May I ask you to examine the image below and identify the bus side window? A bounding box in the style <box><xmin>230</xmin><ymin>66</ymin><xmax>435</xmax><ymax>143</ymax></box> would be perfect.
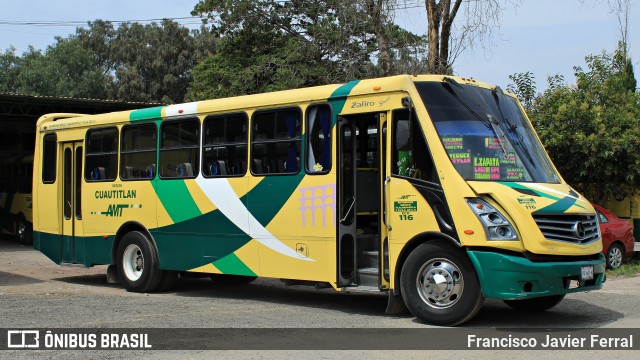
<box><xmin>251</xmin><ymin>108</ymin><xmax>301</xmax><ymax>175</ymax></box>
<box><xmin>85</xmin><ymin>128</ymin><xmax>118</xmax><ymax>182</ymax></box>
<box><xmin>392</xmin><ymin>109</ymin><xmax>437</xmax><ymax>183</ymax></box>
<box><xmin>202</xmin><ymin>113</ymin><xmax>248</xmax><ymax>178</ymax></box>
<box><xmin>306</xmin><ymin>104</ymin><xmax>332</xmax><ymax>174</ymax></box>
<box><xmin>121</xmin><ymin>123</ymin><xmax>157</xmax><ymax>181</ymax></box>
<box><xmin>42</xmin><ymin>133</ymin><xmax>57</xmax><ymax>183</ymax></box>
<box><xmin>159</xmin><ymin>118</ymin><xmax>200</xmax><ymax>179</ymax></box>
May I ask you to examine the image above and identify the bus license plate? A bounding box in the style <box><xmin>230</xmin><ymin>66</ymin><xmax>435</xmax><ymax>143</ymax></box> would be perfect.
<box><xmin>581</xmin><ymin>266</ymin><xmax>594</xmax><ymax>281</ymax></box>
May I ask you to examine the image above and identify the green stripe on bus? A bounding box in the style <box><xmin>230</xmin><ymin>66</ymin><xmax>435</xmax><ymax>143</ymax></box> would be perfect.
<box><xmin>213</xmin><ymin>252</ymin><xmax>257</xmax><ymax>276</ymax></box>
<box><xmin>247</xmin><ymin>81</ymin><xmax>359</xmax><ymax>227</ymax></box>
<box><xmin>534</xmin><ymin>194</ymin><xmax>581</xmax><ymax>214</ymax></box>
<box><xmin>152</xmin><ymin>180</ymin><xmax>202</xmax><ymax>224</ymax></box>
<box><xmin>328</xmin><ymin>80</ymin><xmax>360</xmax><ymax>126</ymax></box>
<box><xmin>130</xmin><ymin>106</ymin><xmax>164</xmax><ymax>122</ymax></box>
<box><xmin>246</xmin><ymin>173</ymin><xmax>305</xmax><ymax>226</ymax></box>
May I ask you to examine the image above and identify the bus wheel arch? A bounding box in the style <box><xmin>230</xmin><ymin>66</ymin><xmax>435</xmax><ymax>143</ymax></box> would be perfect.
<box><xmin>112</xmin><ymin>222</ymin><xmax>154</xmax><ymax>265</ymax></box>
<box><xmin>395</xmin><ymin>235</ymin><xmax>484</xmax><ymax>326</ymax></box>
<box><xmin>115</xmin><ymin>230</ymin><xmax>162</xmax><ymax>293</ymax></box>
<box><xmin>392</xmin><ymin>232</ymin><xmax>460</xmax><ymax>296</ymax></box>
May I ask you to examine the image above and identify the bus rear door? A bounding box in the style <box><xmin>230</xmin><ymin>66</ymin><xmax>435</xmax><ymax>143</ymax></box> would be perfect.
<box><xmin>61</xmin><ymin>142</ymin><xmax>84</xmax><ymax>264</ymax></box>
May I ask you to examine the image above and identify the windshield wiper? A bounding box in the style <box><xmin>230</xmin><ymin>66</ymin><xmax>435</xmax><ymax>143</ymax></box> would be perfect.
<box><xmin>491</xmin><ymin>86</ymin><xmax>536</xmax><ymax>167</ymax></box>
<box><xmin>442</xmin><ymin>78</ymin><xmax>511</xmax><ymax>156</ymax></box>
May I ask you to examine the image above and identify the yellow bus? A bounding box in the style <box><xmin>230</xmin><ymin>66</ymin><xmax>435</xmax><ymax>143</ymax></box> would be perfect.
<box><xmin>0</xmin><ymin>154</ymin><xmax>33</xmax><ymax>245</ymax></box>
<box><xmin>32</xmin><ymin>75</ymin><xmax>605</xmax><ymax>326</ymax></box>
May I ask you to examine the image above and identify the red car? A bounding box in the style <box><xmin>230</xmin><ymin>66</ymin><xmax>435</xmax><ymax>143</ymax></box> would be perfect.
<box><xmin>593</xmin><ymin>204</ymin><xmax>636</xmax><ymax>269</ymax></box>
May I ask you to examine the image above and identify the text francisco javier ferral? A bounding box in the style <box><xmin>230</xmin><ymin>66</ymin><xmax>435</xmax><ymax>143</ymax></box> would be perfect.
<box><xmin>467</xmin><ymin>333</ymin><xmax>634</xmax><ymax>349</ymax></box>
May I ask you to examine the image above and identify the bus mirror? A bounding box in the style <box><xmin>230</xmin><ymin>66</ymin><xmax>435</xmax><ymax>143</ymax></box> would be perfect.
<box><xmin>396</xmin><ymin>120</ymin><xmax>410</xmax><ymax>151</ymax></box>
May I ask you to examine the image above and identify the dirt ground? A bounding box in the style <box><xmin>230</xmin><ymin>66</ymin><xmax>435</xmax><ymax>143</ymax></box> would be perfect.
<box><xmin>1</xmin><ymin>236</ymin><xmax>639</xmax><ymax>359</ymax></box>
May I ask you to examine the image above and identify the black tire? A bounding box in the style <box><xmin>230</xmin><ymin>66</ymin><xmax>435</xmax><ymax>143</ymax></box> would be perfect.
<box><xmin>400</xmin><ymin>241</ymin><xmax>484</xmax><ymax>326</ymax></box>
<box><xmin>156</xmin><ymin>270</ymin><xmax>179</xmax><ymax>292</ymax></box>
<box><xmin>503</xmin><ymin>295</ymin><xmax>565</xmax><ymax>312</ymax></box>
<box><xmin>210</xmin><ymin>274</ymin><xmax>257</xmax><ymax>286</ymax></box>
<box><xmin>606</xmin><ymin>243</ymin><xmax>624</xmax><ymax>269</ymax></box>
<box><xmin>15</xmin><ymin>216</ymin><xmax>32</xmax><ymax>246</ymax></box>
<box><xmin>116</xmin><ymin>231</ymin><xmax>161</xmax><ymax>292</ymax></box>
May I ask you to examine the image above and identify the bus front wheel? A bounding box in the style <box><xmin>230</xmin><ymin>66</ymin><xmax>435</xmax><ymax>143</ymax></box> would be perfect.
<box><xmin>116</xmin><ymin>231</ymin><xmax>161</xmax><ymax>293</ymax></box>
<box><xmin>400</xmin><ymin>241</ymin><xmax>484</xmax><ymax>326</ymax></box>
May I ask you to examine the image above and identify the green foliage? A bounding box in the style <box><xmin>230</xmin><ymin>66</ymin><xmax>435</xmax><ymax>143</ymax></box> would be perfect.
<box><xmin>0</xmin><ymin>20</ymin><xmax>212</xmax><ymax>104</ymax></box>
<box><xmin>507</xmin><ymin>71</ymin><xmax>536</xmax><ymax>112</ymax></box>
<box><xmin>527</xmin><ymin>47</ymin><xmax>640</xmax><ymax>204</ymax></box>
<box><xmin>606</xmin><ymin>259</ymin><xmax>640</xmax><ymax>277</ymax></box>
<box><xmin>0</xmin><ymin>47</ymin><xmax>22</xmax><ymax>93</ymax></box>
<box><xmin>77</xmin><ymin>20</ymin><xmax>203</xmax><ymax>103</ymax></box>
<box><xmin>187</xmin><ymin>0</ymin><xmax>426</xmax><ymax>100</ymax></box>
<box><xmin>14</xmin><ymin>37</ymin><xmax>108</xmax><ymax>99</ymax></box>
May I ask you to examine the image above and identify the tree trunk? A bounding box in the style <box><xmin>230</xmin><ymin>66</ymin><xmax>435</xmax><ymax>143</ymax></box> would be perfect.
<box><xmin>367</xmin><ymin>0</ymin><xmax>393</xmax><ymax>75</ymax></box>
<box><xmin>426</xmin><ymin>0</ymin><xmax>463</xmax><ymax>74</ymax></box>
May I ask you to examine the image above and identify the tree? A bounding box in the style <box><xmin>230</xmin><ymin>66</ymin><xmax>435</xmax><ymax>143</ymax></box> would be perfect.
<box><xmin>77</xmin><ymin>19</ymin><xmax>201</xmax><ymax>103</ymax></box>
<box><xmin>529</xmin><ymin>46</ymin><xmax>640</xmax><ymax>205</ymax></box>
<box><xmin>422</xmin><ymin>0</ymin><xmax>508</xmax><ymax>74</ymax></box>
<box><xmin>188</xmin><ymin>0</ymin><xmax>426</xmax><ymax>100</ymax></box>
<box><xmin>0</xmin><ymin>47</ymin><xmax>21</xmax><ymax>93</ymax></box>
<box><xmin>506</xmin><ymin>71</ymin><xmax>536</xmax><ymax>112</ymax></box>
<box><xmin>9</xmin><ymin>38</ymin><xmax>108</xmax><ymax>99</ymax></box>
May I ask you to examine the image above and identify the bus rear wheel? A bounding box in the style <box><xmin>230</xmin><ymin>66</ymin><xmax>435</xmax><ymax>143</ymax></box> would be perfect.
<box><xmin>400</xmin><ymin>241</ymin><xmax>484</xmax><ymax>326</ymax></box>
<box><xmin>503</xmin><ymin>295</ymin><xmax>565</xmax><ymax>312</ymax></box>
<box><xmin>15</xmin><ymin>216</ymin><xmax>32</xmax><ymax>246</ymax></box>
<box><xmin>116</xmin><ymin>231</ymin><xmax>161</xmax><ymax>293</ymax></box>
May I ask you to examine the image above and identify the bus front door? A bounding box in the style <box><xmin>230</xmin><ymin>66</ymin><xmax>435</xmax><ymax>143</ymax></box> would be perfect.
<box><xmin>61</xmin><ymin>142</ymin><xmax>83</xmax><ymax>264</ymax></box>
<box><xmin>337</xmin><ymin>113</ymin><xmax>388</xmax><ymax>289</ymax></box>
<box><xmin>337</xmin><ymin>117</ymin><xmax>356</xmax><ymax>286</ymax></box>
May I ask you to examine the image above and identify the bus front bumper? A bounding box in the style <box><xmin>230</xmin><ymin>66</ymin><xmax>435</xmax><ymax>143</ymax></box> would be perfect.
<box><xmin>467</xmin><ymin>250</ymin><xmax>605</xmax><ymax>300</ymax></box>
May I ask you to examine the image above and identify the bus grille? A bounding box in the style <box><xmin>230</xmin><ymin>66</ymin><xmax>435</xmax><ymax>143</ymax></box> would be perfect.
<box><xmin>532</xmin><ymin>214</ymin><xmax>600</xmax><ymax>244</ymax></box>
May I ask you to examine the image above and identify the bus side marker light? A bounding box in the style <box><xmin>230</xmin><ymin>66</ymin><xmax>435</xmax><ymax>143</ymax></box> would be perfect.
<box><xmin>464</xmin><ymin>230</ymin><xmax>474</xmax><ymax>235</ymax></box>
<box><xmin>103</xmin><ymin>235</ymin><xmax>108</xmax><ymax>239</ymax></box>
<box><xmin>373</xmin><ymin>86</ymin><xmax>381</xmax><ymax>91</ymax></box>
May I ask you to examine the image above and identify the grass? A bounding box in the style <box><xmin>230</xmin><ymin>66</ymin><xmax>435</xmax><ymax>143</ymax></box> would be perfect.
<box><xmin>606</xmin><ymin>258</ymin><xmax>640</xmax><ymax>278</ymax></box>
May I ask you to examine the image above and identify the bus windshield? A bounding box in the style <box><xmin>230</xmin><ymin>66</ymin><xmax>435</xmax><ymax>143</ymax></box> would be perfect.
<box><xmin>416</xmin><ymin>80</ymin><xmax>561</xmax><ymax>184</ymax></box>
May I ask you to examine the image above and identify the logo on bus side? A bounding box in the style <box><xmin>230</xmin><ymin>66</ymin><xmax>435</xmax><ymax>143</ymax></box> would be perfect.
<box><xmin>299</xmin><ymin>184</ymin><xmax>336</xmax><ymax>227</ymax></box>
<box><xmin>394</xmin><ymin>197</ymin><xmax>417</xmax><ymax>221</ymax></box>
<box><xmin>91</xmin><ymin>204</ymin><xmax>142</xmax><ymax>217</ymax></box>
<box><xmin>90</xmin><ymin>188</ymin><xmax>141</xmax><ymax>217</ymax></box>
<box><xmin>517</xmin><ymin>197</ymin><xmax>537</xmax><ymax>210</ymax></box>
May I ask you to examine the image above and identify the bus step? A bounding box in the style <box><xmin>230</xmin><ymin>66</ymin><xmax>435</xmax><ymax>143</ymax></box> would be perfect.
<box><xmin>345</xmin><ymin>285</ymin><xmax>381</xmax><ymax>293</ymax></box>
<box><xmin>360</xmin><ymin>251</ymin><xmax>388</xmax><ymax>268</ymax></box>
<box><xmin>357</xmin><ymin>267</ymin><xmax>390</xmax><ymax>287</ymax></box>
<box><xmin>60</xmin><ymin>262</ymin><xmax>85</xmax><ymax>268</ymax></box>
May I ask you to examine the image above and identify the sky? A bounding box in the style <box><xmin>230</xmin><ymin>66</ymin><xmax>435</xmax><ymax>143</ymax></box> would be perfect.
<box><xmin>1</xmin><ymin>0</ymin><xmax>638</xmax><ymax>93</ymax></box>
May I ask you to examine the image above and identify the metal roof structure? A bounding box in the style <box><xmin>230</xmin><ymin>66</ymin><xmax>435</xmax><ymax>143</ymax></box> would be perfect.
<box><xmin>0</xmin><ymin>93</ymin><xmax>161</xmax><ymax>119</ymax></box>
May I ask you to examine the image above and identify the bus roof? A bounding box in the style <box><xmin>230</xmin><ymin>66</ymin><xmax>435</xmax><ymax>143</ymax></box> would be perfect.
<box><xmin>36</xmin><ymin>75</ymin><xmax>496</xmax><ymax>131</ymax></box>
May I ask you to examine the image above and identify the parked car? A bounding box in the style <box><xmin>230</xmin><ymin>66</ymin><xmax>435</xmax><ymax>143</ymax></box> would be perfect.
<box><xmin>593</xmin><ymin>204</ymin><xmax>635</xmax><ymax>269</ymax></box>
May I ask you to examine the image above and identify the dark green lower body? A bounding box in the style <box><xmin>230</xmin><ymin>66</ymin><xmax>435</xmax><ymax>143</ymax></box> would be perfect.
<box><xmin>468</xmin><ymin>250</ymin><xmax>605</xmax><ymax>300</ymax></box>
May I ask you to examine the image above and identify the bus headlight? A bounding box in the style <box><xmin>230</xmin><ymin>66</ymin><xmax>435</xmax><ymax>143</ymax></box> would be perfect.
<box><xmin>466</xmin><ymin>198</ymin><xmax>518</xmax><ymax>241</ymax></box>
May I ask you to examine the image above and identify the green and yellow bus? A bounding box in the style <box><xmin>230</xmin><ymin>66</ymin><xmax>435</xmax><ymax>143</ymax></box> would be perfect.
<box><xmin>1</xmin><ymin>154</ymin><xmax>33</xmax><ymax>245</ymax></box>
<box><xmin>32</xmin><ymin>75</ymin><xmax>605</xmax><ymax>325</ymax></box>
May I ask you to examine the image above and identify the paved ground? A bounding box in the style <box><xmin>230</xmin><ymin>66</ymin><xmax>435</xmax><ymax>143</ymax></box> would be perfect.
<box><xmin>0</xmin><ymin>236</ymin><xmax>639</xmax><ymax>359</ymax></box>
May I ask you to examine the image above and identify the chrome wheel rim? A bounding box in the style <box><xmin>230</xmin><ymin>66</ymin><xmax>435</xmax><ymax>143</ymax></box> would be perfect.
<box><xmin>416</xmin><ymin>258</ymin><xmax>464</xmax><ymax>309</ymax></box>
<box><xmin>123</xmin><ymin>244</ymin><xmax>144</xmax><ymax>281</ymax></box>
<box><xmin>608</xmin><ymin>246</ymin><xmax>623</xmax><ymax>269</ymax></box>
